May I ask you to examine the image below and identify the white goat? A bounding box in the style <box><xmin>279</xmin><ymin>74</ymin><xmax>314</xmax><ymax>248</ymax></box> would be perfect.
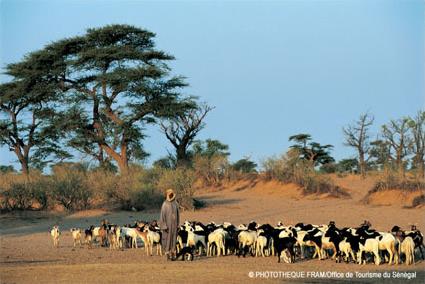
<box><xmin>400</xmin><ymin>236</ymin><xmax>415</xmax><ymax>265</ymax></box>
<box><xmin>70</xmin><ymin>228</ymin><xmax>82</xmax><ymax>247</ymax></box>
<box><xmin>50</xmin><ymin>225</ymin><xmax>60</xmax><ymax>248</ymax></box>
<box><xmin>357</xmin><ymin>238</ymin><xmax>381</xmax><ymax>265</ymax></box>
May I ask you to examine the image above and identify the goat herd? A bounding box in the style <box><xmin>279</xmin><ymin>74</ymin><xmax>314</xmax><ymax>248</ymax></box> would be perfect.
<box><xmin>50</xmin><ymin>219</ymin><xmax>424</xmax><ymax>265</ymax></box>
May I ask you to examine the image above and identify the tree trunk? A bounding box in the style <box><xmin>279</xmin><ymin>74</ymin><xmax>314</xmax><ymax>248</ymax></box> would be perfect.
<box><xmin>176</xmin><ymin>145</ymin><xmax>190</xmax><ymax>168</ymax></box>
<box><xmin>14</xmin><ymin>145</ymin><xmax>29</xmax><ymax>175</ymax></box>
<box><xmin>359</xmin><ymin>151</ymin><xmax>366</xmax><ymax>178</ymax></box>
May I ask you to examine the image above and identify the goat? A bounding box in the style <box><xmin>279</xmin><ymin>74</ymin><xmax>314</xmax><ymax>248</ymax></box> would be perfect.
<box><xmin>145</xmin><ymin>226</ymin><xmax>162</xmax><ymax>256</ymax></box>
<box><xmin>84</xmin><ymin>226</ymin><xmax>94</xmax><ymax>248</ymax></box>
<box><xmin>50</xmin><ymin>225</ymin><xmax>60</xmax><ymax>248</ymax></box>
<box><xmin>70</xmin><ymin>228</ymin><xmax>82</xmax><ymax>247</ymax></box>
<box><xmin>186</xmin><ymin>227</ymin><xmax>207</xmax><ymax>255</ymax></box>
<box><xmin>400</xmin><ymin>236</ymin><xmax>415</xmax><ymax>265</ymax></box>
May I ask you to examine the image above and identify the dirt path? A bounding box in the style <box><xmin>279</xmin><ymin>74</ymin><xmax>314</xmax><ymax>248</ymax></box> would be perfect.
<box><xmin>1</xmin><ymin>177</ymin><xmax>424</xmax><ymax>283</ymax></box>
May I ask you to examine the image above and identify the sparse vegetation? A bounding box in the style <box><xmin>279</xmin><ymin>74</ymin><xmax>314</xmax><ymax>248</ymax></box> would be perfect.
<box><xmin>262</xmin><ymin>149</ymin><xmax>350</xmax><ymax>198</ymax></box>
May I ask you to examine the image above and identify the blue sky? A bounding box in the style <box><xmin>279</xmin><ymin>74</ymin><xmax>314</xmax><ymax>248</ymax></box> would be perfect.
<box><xmin>1</xmin><ymin>0</ymin><xmax>424</xmax><ymax>170</ymax></box>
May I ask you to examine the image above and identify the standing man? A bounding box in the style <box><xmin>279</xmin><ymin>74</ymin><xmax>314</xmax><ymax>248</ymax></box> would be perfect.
<box><xmin>159</xmin><ymin>188</ymin><xmax>180</xmax><ymax>260</ymax></box>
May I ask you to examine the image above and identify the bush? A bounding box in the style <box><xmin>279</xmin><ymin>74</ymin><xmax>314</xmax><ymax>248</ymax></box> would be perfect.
<box><xmin>261</xmin><ymin>149</ymin><xmax>350</xmax><ymax>198</ymax></box>
<box><xmin>412</xmin><ymin>194</ymin><xmax>425</xmax><ymax>207</ymax></box>
<box><xmin>369</xmin><ymin>168</ymin><xmax>425</xmax><ymax>194</ymax></box>
<box><xmin>2</xmin><ymin>183</ymin><xmax>33</xmax><ymax>210</ymax></box>
<box><xmin>232</xmin><ymin>158</ymin><xmax>257</xmax><ymax>173</ymax></box>
<box><xmin>193</xmin><ymin>154</ymin><xmax>229</xmax><ymax>186</ymax></box>
<box><xmin>0</xmin><ymin>174</ymin><xmax>51</xmax><ymax>211</ymax></box>
<box><xmin>31</xmin><ymin>179</ymin><xmax>50</xmax><ymax>209</ymax></box>
<box><xmin>51</xmin><ymin>168</ymin><xmax>91</xmax><ymax>211</ymax></box>
<box><xmin>102</xmin><ymin>167</ymin><xmax>166</xmax><ymax>211</ymax></box>
<box><xmin>157</xmin><ymin>168</ymin><xmax>196</xmax><ymax>210</ymax></box>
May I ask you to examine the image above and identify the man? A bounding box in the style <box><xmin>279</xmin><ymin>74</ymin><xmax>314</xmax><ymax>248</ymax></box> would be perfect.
<box><xmin>159</xmin><ymin>188</ymin><xmax>180</xmax><ymax>260</ymax></box>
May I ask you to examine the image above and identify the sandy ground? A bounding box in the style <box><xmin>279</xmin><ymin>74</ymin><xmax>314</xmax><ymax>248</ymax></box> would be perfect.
<box><xmin>1</xmin><ymin>175</ymin><xmax>424</xmax><ymax>284</ymax></box>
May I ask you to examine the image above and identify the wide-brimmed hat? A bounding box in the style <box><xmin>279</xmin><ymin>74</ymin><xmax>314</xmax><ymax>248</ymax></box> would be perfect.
<box><xmin>166</xmin><ymin>188</ymin><xmax>176</xmax><ymax>202</ymax></box>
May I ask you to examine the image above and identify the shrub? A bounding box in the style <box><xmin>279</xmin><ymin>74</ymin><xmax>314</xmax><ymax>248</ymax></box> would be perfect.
<box><xmin>2</xmin><ymin>183</ymin><xmax>33</xmax><ymax>210</ymax></box>
<box><xmin>192</xmin><ymin>154</ymin><xmax>228</xmax><ymax>186</ymax></box>
<box><xmin>157</xmin><ymin>168</ymin><xmax>196</xmax><ymax>210</ymax></box>
<box><xmin>261</xmin><ymin>149</ymin><xmax>350</xmax><ymax>198</ymax></box>
<box><xmin>412</xmin><ymin>194</ymin><xmax>425</xmax><ymax>207</ymax></box>
<box><xmin>51</xmin><ymin>168</ymin><xmax>91</xmax><ymax>211</ymax></box>
<box><xmin>369</xmin><ymin>168</ymin><xmax>425</xmax><ymax>194</ymax></box>
<box><xmin>31</xmin><ymin>179</ymin><xmax>50</xmax><ymax>210</ymax></box>
<box><xmin>232</xmin><ymin>158</ymin><xmax>257</xmax><ymax>173</ymax></box>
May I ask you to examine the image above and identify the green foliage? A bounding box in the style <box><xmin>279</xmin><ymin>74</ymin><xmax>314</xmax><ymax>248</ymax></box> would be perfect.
<box><xmin>337</xmin><ymin>158</ymin><xmax>359</xmax><ymax>173</ymax></box>
<box><xmin>51</xmin><ymin>166</ymin><xmax>91</xmax><ymax>210</ymax></box>
<box><xmin>43</xmin><ymin>24</ymin><xmax>191</xmax><ymax>171</ymax></box>
<box><xmin>2</xmin><ymin>183</ymin><xmax>33</xmax><ymax>210</ymax></box>
<box><xmin>0</xmin><ymin>81</ymin><xmax>70</xmax><ymax>173</ymax></box>
<box><xmin>288</xmin><ymin>133</ymin><xmax>335</xmax><ymax>166</ymax></box>
<box><xmin>232</xmin><ymin>158</ymin><xmax>257</xmax><ymax>173</ymax></box>
<box><xmin>0</xmin><ymin>165</ymin><xmax>15</xmax><ymax>173</ymax></box>
<box><xmin>0</xmin><ymin>178</ymin><xmax>50</xmax><ymax>211</ymax></box>
<box><xmin>153</xmin><ymin>156</ymin><xmax>176</xmax><ymax>169</ymax></box>
<box><xmin>192</xmin><ymin>139</ymin><xmax>230</xmax><ymax>158</ymax></box>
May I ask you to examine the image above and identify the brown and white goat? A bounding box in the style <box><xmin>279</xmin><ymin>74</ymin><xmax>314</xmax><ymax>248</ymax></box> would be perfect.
<box><xmin>70</xmin><ymin>228</ymin><xmax>82</xmax><ymax>247</ymax></box>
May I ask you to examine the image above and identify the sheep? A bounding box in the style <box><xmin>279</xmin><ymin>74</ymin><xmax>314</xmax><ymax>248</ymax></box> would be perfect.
<box><xmin>50</xmin><ymin>225</ymin><xmax>60</xmax><ymax>248</ymax></box>
<box><xmin>338</xmin><ymin>238</ymin><xmax>356</xmax><ymax>263</ymax></box>
<box><xmin>400</xmin><ymin>236</ymin><xmax>415</xmax><ymax>265</ymax></box>
<box><xmin>70</xmin><ymin>228</ymin><xmax>82</xmax><ymax>248</ymax></box>
<box><xmin>207</xmin><ymin>228</ymin><xmax>227</xmax><ymax>257</ymax></box>
<box><xmin>255</xmin><ymin>235</ymin><xmax>269</xmax><ymax>257</ymax></box>
<box><xmin>357</xmin><ymin>238</ymin><xmax>381</xmax><ymax>266</ymax></box>
<box><xmin>237</xmin><ymin>230</ymin><xmax>257</xmax><ymax>257</ymax></box>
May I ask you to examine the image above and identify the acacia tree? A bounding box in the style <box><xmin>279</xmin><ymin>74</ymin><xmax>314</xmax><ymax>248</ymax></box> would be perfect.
<box><xmin>408</xmin><ymin>110</ymin><xmax>425</xmax><ymax>178</ymax></box>
<box><xmin>382</xmin><ymin>118</ymin><xmax>411</xmax><ymax>175</ymax></box>
<box><xmin>288</xmin><ymin>134</ymin><xmax>334</xmax><ymax>167</ymax></box>
<box><xmin>0</xmin><ymin>78</ymin><xmax>68</xmax><ymax>174</ymax></box>
<box><xmin>25</xmin><ymin>24</ymin><xmax>190</xmax><ymax>173</ymax></box>
<box><xmin>342</xmin><ymin>113</ymin><xmax>374</xmax><ymax>178</ymax></box>
<box><xmin>160</xmin><ymin>103</ymin><xmax>213</xmax><ymax>167</ymax></box>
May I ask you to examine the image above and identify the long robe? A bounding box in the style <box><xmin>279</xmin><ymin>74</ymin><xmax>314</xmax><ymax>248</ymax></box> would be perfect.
<box><xmin>159</xmin><ymin>199</ymin><xmax>180</xmax><ymax>253</ymax></box>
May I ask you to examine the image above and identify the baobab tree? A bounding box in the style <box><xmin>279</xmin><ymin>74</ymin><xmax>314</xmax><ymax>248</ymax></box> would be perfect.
<box><xmin>408</xmin><ymin>110</ymin><xmax>425</xmax><ymax>178</ymax></box>
<box><xmin>382</xmin><ymin>117</ymin><xmax>411</xmax><ymax>176</ymax></box>
<box><xmin>342</xmin><ymin>112</ymin><xmax>374</xmax><ymax>178</ymax></box>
